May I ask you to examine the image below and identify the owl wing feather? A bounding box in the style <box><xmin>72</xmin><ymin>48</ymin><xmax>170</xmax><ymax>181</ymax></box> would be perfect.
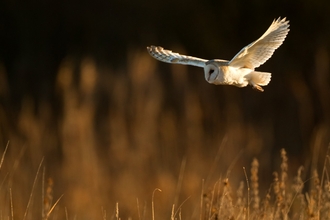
<box><xmin>229</xmin><ymin>17</ymin><xmax>290</xmax><ymax>69</ymax></box>
<box><xmin>147</xmin><ymin>46</ymin><xmax>207</xmax><ymax>68</ymax></box>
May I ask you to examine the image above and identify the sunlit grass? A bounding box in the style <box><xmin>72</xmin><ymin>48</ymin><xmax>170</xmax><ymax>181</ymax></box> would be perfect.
<box><xmin>1</xmin><ymin>145</ymin><xmax>330</xmax><ymax>219</ymax></box>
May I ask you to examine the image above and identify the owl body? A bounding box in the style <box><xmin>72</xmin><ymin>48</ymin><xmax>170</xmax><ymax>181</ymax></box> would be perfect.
<box><xmin>205</xmin><ymin>61</ymin><xmax>252</xmax><ymax>87</ymax></box>
<box><xmin>147</xmin><ymin>17</ymin><xmax>290</xmax><ymax>92</ymax></box>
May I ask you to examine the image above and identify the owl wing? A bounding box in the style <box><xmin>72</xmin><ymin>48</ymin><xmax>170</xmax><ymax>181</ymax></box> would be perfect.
<box><xmin>147</xmin><ymin>46</ymin><xmax>207</xmax><ymax>68</ymax></box>
<box><xmin>229</xmin><ymin>17</ymin><xmax>290</xmax><ymax>69</ymax></box>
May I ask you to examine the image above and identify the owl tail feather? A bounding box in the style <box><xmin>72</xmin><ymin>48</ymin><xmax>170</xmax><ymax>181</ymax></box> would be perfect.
<box><xmin>247</xmin><ymin>71</ymin><xmax>272</xmax><ymax>92</ymax></box>
<box><xmin>249</xmin><ymin>71</ymin><xmax>272</xmax><ymax>86</ymax></box>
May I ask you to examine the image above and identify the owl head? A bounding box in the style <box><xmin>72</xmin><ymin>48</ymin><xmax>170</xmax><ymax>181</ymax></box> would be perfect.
<box><xmin>204</xmin><ymin>60</ymin><xmax>225</xmax><ymax>84</ymax></box>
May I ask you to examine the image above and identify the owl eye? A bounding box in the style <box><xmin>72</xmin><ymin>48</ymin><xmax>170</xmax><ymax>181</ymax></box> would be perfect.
<box><xmin>209</xmin><ymin>69</ymin><xmax>215</xmax><ymax>74</ymax></box>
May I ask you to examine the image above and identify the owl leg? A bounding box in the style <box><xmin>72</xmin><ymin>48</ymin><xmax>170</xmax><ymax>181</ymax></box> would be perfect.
<box><xmin>251</xmin><ymin>83</ymin><xmax>264</xmax><ymax>92</ymax></box>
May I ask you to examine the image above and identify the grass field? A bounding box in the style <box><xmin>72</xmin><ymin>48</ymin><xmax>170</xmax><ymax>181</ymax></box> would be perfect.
<box><xmin>0</xmin><ymin>52</ymin><xmax>329</xmax><ymax>219</ymax></box>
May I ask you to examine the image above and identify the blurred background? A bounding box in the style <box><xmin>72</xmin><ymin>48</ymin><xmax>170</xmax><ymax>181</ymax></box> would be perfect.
<box><xmin>0</xmin><ymin>0</ymin><xmax>329</xmax><ymax>219</ymax></box>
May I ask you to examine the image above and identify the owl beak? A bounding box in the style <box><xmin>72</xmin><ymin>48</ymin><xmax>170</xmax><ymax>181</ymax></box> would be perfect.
<box><xmin>207</xmin><ymin>72</ymin><xmax>216</xmax><ymax>83</ymax></box>
<box><xmin>207</xmin><ymin>74</ymin><xmax>211</xmax><ymax>82</ymax></box>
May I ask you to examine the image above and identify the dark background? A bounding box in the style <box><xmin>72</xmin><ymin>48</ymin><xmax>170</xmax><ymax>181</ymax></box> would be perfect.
<box><xmin>0</xmin><ymin>0</ymin><xmax>329</xmax><ymax>219</ymax></box>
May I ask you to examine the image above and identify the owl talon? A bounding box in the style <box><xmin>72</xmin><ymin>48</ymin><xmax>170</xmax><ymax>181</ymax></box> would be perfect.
<box><xmin>252</xmin><ymin>84</ymin><xmax>264</xmax><ymax>92</ymax></box>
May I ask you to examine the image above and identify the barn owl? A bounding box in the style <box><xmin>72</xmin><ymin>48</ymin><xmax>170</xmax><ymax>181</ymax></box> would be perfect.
<box><xmin>147</xmin><ymin>17</ymin><xmax>289</xmax><ymax>91</ymax></box>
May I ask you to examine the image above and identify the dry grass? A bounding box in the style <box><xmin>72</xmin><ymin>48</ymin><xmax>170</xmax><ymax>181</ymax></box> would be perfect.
<box><xmin>0</xmin><ymin>50</ymin><xmax>329</xmax><ymax>219</ymax></box>
<box><xmin>1</xmin><ymin>145</ymin><xmax>330</xmax><ymax>220</ymax></box>
<box><xmin>200</xmin><ymin>148</ymin><xmax>330</xmax><ymax>220</ymax></box>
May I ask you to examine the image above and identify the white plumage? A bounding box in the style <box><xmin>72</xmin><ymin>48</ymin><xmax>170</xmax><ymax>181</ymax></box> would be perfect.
<box><xmin>147</xmin><ymin>17</ymin><xmax>290</xmax><ymax>91</ymax></box>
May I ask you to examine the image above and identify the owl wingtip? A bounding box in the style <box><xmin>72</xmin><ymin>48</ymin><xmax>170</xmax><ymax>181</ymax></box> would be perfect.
<box><xmin>275</xmin><ymin>17</ymin><xmax>290</xmax><ymax>24</ymax></box>
<box><xmin>147</xmin><ymin>45</ymin><xmax>162</xmax><ymax>51</ymax></box>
